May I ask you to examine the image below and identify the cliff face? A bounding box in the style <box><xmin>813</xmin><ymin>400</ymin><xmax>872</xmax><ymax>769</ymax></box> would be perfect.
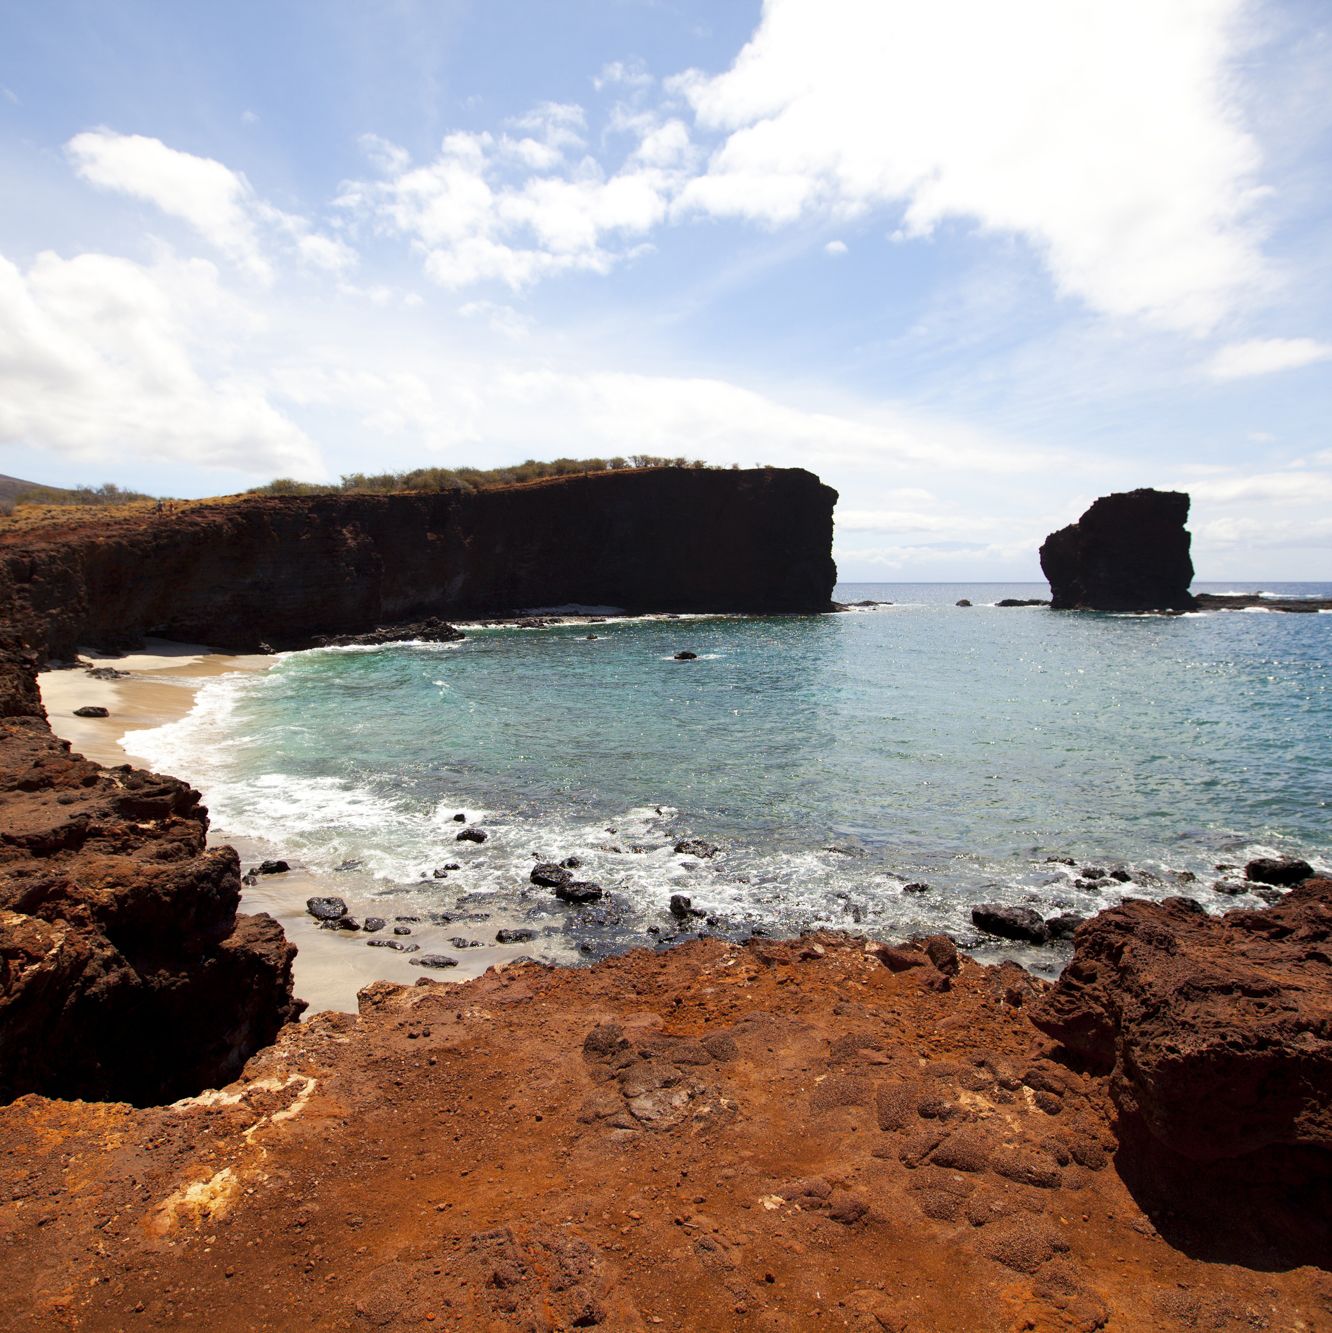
<box><xmin>1039</xmin><ymin>489</ymin><xmax>1197</xmax><ymax>612</ymax></box>
<box><xmin>0</xmin><ymin>636</ymin><xmax>304</xmax><ymax>1104</ymax></box>
<box><xmin>0</xmin><ymin>467</ymin><xmax>839</xmax><ymax>657</ymax></box>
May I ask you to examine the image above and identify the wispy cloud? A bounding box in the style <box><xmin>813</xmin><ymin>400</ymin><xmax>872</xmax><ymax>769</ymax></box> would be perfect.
<box><xmin>1208</xmin><ymin>336</ymin><xmax>1332</xmax><ymax>379</ymax></box>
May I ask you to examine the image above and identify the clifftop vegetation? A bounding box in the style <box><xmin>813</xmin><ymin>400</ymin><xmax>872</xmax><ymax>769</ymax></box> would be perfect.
<box><xmin>249</xmin><ymin>455</ymin><xmax>729</xmax><ymax>497</ymax></box>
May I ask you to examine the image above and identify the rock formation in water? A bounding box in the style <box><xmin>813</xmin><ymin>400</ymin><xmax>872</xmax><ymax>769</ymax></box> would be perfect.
<box><xmin>0</xmin><ymin>635</ymin><xmax>304</xmax><ymax>1104</ymax></box>
<box><xmin>1039</xmin><ymin>488</ymin><xmax>1198</xmax><ymax>611</ymax></box>
<box><xmin>0</xmin><ymin>466</ymin><xmax>839</xmax><ymax>658</ymax></box>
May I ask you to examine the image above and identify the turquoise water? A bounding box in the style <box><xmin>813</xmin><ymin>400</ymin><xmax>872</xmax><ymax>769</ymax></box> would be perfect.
<box><xmin>131</xmin><ymin>582</ymin><xmax>1331</xmax><ymax>969</ymax></box>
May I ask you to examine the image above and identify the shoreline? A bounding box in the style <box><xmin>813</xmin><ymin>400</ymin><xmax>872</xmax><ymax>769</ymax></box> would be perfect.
<box><xmin>38</xmin><ymin>642</ymin><xmax>538</xmax><ymax>1015</ymax></box>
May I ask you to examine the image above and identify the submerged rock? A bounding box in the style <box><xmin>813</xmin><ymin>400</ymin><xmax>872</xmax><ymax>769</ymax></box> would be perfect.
<box><xmin>673</xmin><ymin>651</ymin><xmax>698</xmax><ymax>661</ymax></box>
<box><xmin>496</xmin><ymin>928</ymin><xmax>536</xmax><ymax>944</ymax></box>
<box><xmin>256</xmin><ymin>860</ymin><xmax>290</xmax><ymax>875</ymax></box>
<box><xmin>674</xmin><ymin>839</ymin><xmax>719</xmax><ymax>859</ymax></box>
<box><xmin>456</xmin><ymin>827</ymin><xmax>488</xmax><ymax>844</ymax></box>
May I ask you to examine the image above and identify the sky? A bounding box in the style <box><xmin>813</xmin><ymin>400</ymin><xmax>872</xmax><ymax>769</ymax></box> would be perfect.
<box><xmin>1</xmin><ymin>0</ymin><xmax>1330</xmax><ymax>580</ymax></box>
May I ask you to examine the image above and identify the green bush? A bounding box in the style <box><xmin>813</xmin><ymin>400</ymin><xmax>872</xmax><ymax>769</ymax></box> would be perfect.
<box><xmin>15</xmin><ymin>482</ymin><xmax>156</xmax><ymax>506</ymax></box>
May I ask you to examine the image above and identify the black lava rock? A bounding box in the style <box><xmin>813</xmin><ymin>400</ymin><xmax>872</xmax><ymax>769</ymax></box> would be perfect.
<box><xmin>674</xmin><ymin>839</ymin><xmax>719</xmax><ymax>859</ymax></box>
<box><xmin>531</xmin><ymin>862</ymin><xmax>572</xmax><ymax>888</ymax></box>
<box><xmin>673</xmin><ymin>651</ymin><xmax>698</xmax><ymax>660</ymax></box>
<box><xmin>363</xmin><ymin>917</ymin><xmax>386</xmax><ymax>933</ymax></box>
<box><xmin>366</xmin><ymin>939</ymin><xmax>420</xmax><ymax>952</ymax></box>
<box><xmin>1045</xmin><ymin>913</ymin><xmax>1086</xmax><ymax>940</ymax></box>
<box><xmin>73</xmin><ymin>705</ymin><xmax>110</xmax><ymax>718</ymax></box>
<box><xmin>496</xmin><ymin>928</ymin><xmax>536</xmax><ymax>944</ymax></box>
<box><xmin>456</xmin><ymin>827</ymin><xmax>488</xmax><ymax>844</ymax></box>
<box><xmin>256</xmin><ymin>860</ymin><xmax>290</xmax><ymax>875</ymax></box>
<box><xmin>306</xmin><ymin>896</ymin><xmax>348</xmax><ymax>921</ymax></box>
<box><xmin>1244</xmin><ymin>856</ymin><xmax>1313</xmax><ymax>887</ymax></box>
<box><xmin>970</xmin><ymin>903</ymin><xmax>1049</xmax><ymax>945</ymax></box>
<box><xmin>411</xmin><ymin>954</ymin><xmax>459</xmax><ymax>969</ymax></box>
<box><xmin>555</xmin><ymin>881</ymin><xmax>604</xmax><ymax>905</ymax></box>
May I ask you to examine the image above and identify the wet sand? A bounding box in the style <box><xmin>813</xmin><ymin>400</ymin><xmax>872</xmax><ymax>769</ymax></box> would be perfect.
<box><xmin>38</xmin><ymin>642</ymin><xmax>522</xmax><ymax>1014</ymax></box>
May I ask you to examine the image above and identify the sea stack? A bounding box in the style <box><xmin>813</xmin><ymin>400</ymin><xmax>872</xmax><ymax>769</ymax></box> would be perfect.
<box><xmin>1040</xmin><ymin>488</ymin><xmax>1198</xmax><ymax>612</ymax></box>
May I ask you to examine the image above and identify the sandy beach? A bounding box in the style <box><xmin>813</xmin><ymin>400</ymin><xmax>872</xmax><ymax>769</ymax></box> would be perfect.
<box><xmin>38</xmin><ymin>642</ymin><xmax>524</xmax><ymax>1014</ymax></box>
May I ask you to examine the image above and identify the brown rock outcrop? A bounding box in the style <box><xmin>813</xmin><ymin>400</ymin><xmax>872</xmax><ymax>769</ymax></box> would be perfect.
<box><xmin>0</xmin><ymin>466</ymin><xmax>839</xmax><ymax>658</ymax></box>
<box><xmin>1039</xmin><ymin>488</ymin><xmax>1198</xmax><ymax>611</ymax></box>
<box><xmin>0</xmin><ymin>636</ymin><xmax>303</xmax><ymax>1104</ymax></box>
<box><xmin>1</xmin><ymin>935</ymin><xmax>1329</xmax><ymax>1330</ymax></box>
<box><xmin>1030</xmin><ymin>884</ymin><xmax>1332</xmax><ymax>1163</ymax></box>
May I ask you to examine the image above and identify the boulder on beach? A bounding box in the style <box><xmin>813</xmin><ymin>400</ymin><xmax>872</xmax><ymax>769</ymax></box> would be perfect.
<box><xmin>1039</xmin><ymin>488</ymin><xmax>1198</xmax><ymax>612</ymax></box>
<box><xmin>256</xmin><ymin>860</ymin><xmax>290</xmax><ymax>875</ymax></box>
<box><xmin>306</xmin><ymin>896</ymin><xmax>348</xmax><ymax>921</ymax></box>
<box><xmin>411</xmin><ymin>954</ymin><xmax>459</xmax><ymax>969</ymax></box>
<box><xmin>72</xmin><ymin>705</ymin><xmax>110</xmax><ymax>718</ymax></box>
<box><xmin>971</xmin><ymin>904</ymin><xmax>1049</xmax><ymax>945</ymax></box>
<box><xmin>496</xmin><ymin>928</ymin><xmax>536</xmax><ymax>944</ymax></box>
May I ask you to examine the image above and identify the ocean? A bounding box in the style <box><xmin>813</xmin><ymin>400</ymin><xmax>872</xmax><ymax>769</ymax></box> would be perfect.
<box><xmin>128</xmin><ymin>582</ymin><xmax>1332</xmax><ymax>974</ymax></box>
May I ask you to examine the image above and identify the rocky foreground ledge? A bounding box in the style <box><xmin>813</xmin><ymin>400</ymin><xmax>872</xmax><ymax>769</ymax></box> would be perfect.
<box><xmin>0</xmin><ymin>634</ymin><xmax>303</xmax><ymax>1104</ymax></box>
<box><xmin>1</xmin><ymin>892</ymin><xmax>1330</xmax><ymax>1329</ymax></box>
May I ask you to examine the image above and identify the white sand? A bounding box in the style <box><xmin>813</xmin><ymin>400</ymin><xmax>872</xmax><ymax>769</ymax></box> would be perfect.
<box><xmin>38</xmin><ymin>642</ymin><xmax>514</xmax><ymax>1015</ymax></box>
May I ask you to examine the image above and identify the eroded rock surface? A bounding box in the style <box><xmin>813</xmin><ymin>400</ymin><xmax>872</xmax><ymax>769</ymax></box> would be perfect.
<box><xmin>1030</xmin><ymin>883</ymin><xmax>1332</xmax><ymax>1164</ymax></box>
<box><xmin>0</xmin><ymin>636</ymin><xmax>303</xmax><ymax>1104</ymax></box>
<box><xmin>2</xmin><ymin>935</ymin><xmax>1328</xmax><ymax>1330</ymax></box>
<box><xmin>1039</xmin><ymin>489</ymin><xmax>1198</xmax><ymax>612</ymax></box>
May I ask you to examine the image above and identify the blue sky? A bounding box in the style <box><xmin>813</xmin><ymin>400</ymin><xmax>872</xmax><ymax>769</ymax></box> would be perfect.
<box><xmin>1</xmin><ymin>0</ymin><xmax>1330</xmax><ymax>579</ymax></box>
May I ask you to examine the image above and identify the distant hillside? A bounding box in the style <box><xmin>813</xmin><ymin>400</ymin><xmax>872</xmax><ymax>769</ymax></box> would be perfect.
<box><xmin>0</xmin><ymin>474</ymin><xmax>70</xmax><ymax>504</ymax></box>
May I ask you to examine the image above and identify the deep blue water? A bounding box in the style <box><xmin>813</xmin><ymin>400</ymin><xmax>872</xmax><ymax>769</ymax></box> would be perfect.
<box><xmin>131</xmin><ymin>582</ymin><xmax>1331</xmax><ymax>970</ymax></box>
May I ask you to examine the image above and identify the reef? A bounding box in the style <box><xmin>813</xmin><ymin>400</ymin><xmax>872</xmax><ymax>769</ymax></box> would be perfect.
<box><xmin>1039</xmin><ymin>489</ymin><xmax>1198</xmax><ymax>612</ymax></box>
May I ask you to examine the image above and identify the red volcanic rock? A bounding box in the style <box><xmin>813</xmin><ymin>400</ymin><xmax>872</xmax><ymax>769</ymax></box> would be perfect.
<box><xmin>1039</xmin><ymin>488</ymin><xmax>1198</xmax><ymax>611</ymax></box>
<box><xmin>0</xmin><ymin>636</ymin><xmax>303</xmax><ymax>1104</ymax></box>
<box><xmin>0</xmin><ymin>467</ymin><xmax>838</xmax><ymax>658</ymax></box>
<box><xmin>1029</xmin><ymin>884</ymin><xmax>1332</xmax><ymax>1163</ymax></box>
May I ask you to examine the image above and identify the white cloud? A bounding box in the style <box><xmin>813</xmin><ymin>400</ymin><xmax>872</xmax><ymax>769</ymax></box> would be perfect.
<box><xmin>67</xmin><ymin>129</ymin><xmax>357</xmax><ymax>285</ymax></box>
<box><xmin>458</xmin><ymin>300</ymin><xmax>532</xmax><ymax>340</ymax></box>
<box><xmin>241</xmin><ymin>109</ymin><xmax>260</xmax><ymax>126</ymax></box>
<box><xmin>297</xmin><ymin>232</ymin><xmax>358</xmax><ymax>274</ymax></box>
<box><xmin>1187</xmin><ymin>469</ymin><xmax>1332</xmax><ymax>504</ymax></box>
<box><xmin>672</xmin><ymin>0</ymin><xmax>1267</xmax><ymax>333</ymax></box>
<box><xmin>594</xmin><ymin>60</ymin><xmax>655</xmax><ymax>93</ymax></box>
<box><xmin>1208</xmin><ymin>337</ymin><xmax>1332</xmax><ymax>380</ymax></box>
<box><xmin>68</xmin><ymin>129</ymin><xmax>272</xmax><ymax>281</ymax></box>
<box><xmin>347</xmin><ymin>111</ymin><xmax>674</xmax><ymax>291</ymax></box>
<box><xmin>825</xmin><ymin>239</ymin><xmax>847</xmax><ymax>256</ymax></box>
<box><xmin>0</xmin><ymin>247</ymin><xmax>320</xmax><ymax>476</ymax></box>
